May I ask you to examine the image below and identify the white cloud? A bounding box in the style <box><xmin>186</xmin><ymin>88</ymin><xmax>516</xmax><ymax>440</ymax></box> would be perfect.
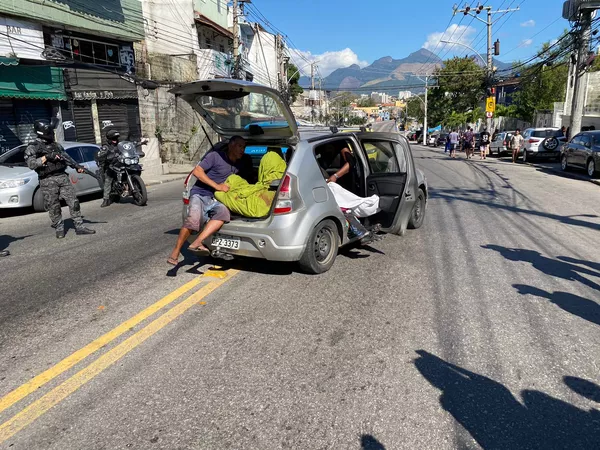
<box><xmin>423</xmin><ymin>24</ymin><xmax>477</xmax><ymax>54</ymax></box>
<box><xmin>520</xmin><ymin>39</ymin><xmax>534</xmax><ymax>47</ymax></box>
<box><xmin>290</xmin><ymin>48</ymin><xmax>368</xmax><ymax>77</ymax></box>
<box><xmin>521</xmin><ymin>20</ymin><xmax>536</xmax><ymax>27</ymax></box>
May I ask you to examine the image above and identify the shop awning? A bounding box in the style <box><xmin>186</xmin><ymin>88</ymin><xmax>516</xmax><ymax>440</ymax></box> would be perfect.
<box><xmin>65</xmin><ymin>68</ymin><xmax>138</xmax><ymax>100</ymax></box>
<box><xmin>194</xmin><ymin>14</ymin><xmax>234</xmax><ymax>39</ymax></box>
<box><xmin>0</xmin><ymin>66</ymin><xmax>67</xmax><ymax>100</ymax></box>
<box><xmin>0</xmin><ymin>57</ymin><xmax>19</xmax><ymax>66</ymax></box>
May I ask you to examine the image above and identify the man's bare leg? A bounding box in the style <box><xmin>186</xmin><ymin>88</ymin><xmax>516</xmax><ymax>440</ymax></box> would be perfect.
<box><xmin>169</xmin><ymin>228</ymin><xmax>192</xmax><ymax>263</ymax></box>
<box><xmin>189</xmin><ymin>220</ymin><xmax>225</xmax><ymax>251</ymax></box>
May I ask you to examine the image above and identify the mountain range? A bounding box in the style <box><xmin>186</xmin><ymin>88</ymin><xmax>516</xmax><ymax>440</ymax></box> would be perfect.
<box><xmin>299</xmin><ymin>48</ymin><xmax>513</xmax><ymax>94</ymax></box>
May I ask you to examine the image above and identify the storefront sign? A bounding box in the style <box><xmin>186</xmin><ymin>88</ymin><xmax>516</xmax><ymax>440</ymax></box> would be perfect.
<box><xmin>73</xmin><ymin>91</ymin><xmax>116</xmax><ymax>100</ymax></box>
<box><xmin>0</xmin><ymin>17</ymin><xmax>45</xmax><ymax>60</ymax></box>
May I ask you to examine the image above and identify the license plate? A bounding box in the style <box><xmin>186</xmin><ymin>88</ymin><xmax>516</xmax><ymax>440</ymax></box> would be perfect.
<box><xmin>212</xmin><ymin>236</ymin><xmax>240</xmax><ymax>250</ymax></box>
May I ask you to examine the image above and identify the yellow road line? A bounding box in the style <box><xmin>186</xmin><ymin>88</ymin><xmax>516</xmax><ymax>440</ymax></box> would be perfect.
<box><xmin>0</xmin><ymin>269</ymin><xmax>238</xmax><ymax>444</ymax></box>
<box><xmin>0</xmin><ymin>275</ymin><xmax>206</xmax><ymax>416</ymax></box>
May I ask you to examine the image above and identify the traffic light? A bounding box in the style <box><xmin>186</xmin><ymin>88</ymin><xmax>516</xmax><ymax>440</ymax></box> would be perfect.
<box><xmin>486</xmin><ymin>86</ymin><xmax>496</xmax><ymax>97</ymax></box>
<box><xmin>494</xmin><ymin>39</ymin><xmax>500</xmax><ymax>56</ymax></box>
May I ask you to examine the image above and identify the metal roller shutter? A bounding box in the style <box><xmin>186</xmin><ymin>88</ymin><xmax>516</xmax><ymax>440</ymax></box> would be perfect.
<box><xmin>14</xmin><ymin>100</ymin><xmax>51</xmax><ymax>145</ymax></box>
<box><xmin>60</xmin><ymin>101</ymin><xmax>77</xmax><ymax>142</ymax></box>
<box><xmin>0</xmin><ymin>100</ymin><xmax>19</xmax><ymax>154</ymax></box>
<box><xmin>73</xmin><ymin>101</ymin><xmax>95</xmax><ymax>144</ymax></box>
<box><xmin>97</xmin><ymin>100</ymin><xmax>129</xmax><ymax>144</ymax></box>
<box><xmin>126</xmin><ymin>102</ymin><xmax>141</xmax><ymax>141</ymax></box>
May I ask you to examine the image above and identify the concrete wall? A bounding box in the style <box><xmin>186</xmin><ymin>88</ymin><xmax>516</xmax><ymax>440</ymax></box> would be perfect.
<box><xmin>246</xmin><ymin>27</ymin><xmax>279</xmax><ymax>88</ymax></box>
<box><xmin>143</xmin><ymin>0</ymin><xmax>200</xmax><ymax>58</ymax></box>
<box><xmin>0</xmin><ymin>0</ymin><xmax>144</xmax><ymax>40</ymax></box>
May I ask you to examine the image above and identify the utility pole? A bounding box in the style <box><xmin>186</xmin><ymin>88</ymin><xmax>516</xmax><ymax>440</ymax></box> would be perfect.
<box><xmin>310</xmin><ymin>63</ymin><xmax>316</xmax><ymax>123</ymax></box>
<box><xmin>570</xmin><ymin>11</ymin><xmax>593</xmax><ymax>137</ymax></box>
<box><xmin>232</xmin><ymin>0</ymin><xmax>240</xmax><ymax>79</ymax></box>
<box><xmin>453</xmin><ymin>3</ymin><xmax>520</xmax><ymax>132</ymax></box>
<box><xmin>423</xmin><ymin>76</ymin><xmax>428</xmax><ymax>146</ymax></box>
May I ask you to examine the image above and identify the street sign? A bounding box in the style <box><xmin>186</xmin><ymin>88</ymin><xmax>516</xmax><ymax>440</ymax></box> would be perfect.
<box><xmin>486</xmin><ymin>111</ymin><xmax>493</xmax><ymax>118</ymax></box>
<box><xmin>486</xmin><ymin>96</ymin><xmax>496</xmax><ymax>113</ymax></box>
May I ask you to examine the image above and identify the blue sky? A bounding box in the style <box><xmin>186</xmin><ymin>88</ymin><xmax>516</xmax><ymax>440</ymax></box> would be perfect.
<box><xmin>245</xmin><ymin>0</ymin><xmax>569</xmax><ymax>76</ymax></box>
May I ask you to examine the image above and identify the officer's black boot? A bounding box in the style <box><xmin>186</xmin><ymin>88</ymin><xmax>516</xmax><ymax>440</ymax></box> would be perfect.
<box><xmin>101</xmin><ymin>199</ymin><xmax>111</xmax><ymax>208</ymax></box>
<box><xmin>56</xmin><ymin>229</ymin><xmax>65</xmax><ymax>239</ymax></box>
<box><xmin>0</xmin><ymin>250</ymin><xmax>10</xmax><ymax>257</ymax></box>
<box><xmin>76</xmin><ymin>227</ymin><xmax>96</xmax><ymax>235</ymax></box>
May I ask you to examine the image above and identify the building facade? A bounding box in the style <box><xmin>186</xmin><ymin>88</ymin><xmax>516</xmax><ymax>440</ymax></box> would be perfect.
<box><xmin>0</xmin><ymin>0</ymin><xmax>144</xmax><ymax>154</ymax></box>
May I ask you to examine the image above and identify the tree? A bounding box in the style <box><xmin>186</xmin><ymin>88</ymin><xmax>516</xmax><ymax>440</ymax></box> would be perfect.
<box><xmin>511</xmin><ymin>34</ymin><xmax>570</xmax><ymax>122</ymax></box>
<box><xmin>286</xmin><ymin>64</ymin><xmax>304</xmax><ymax>103</ymax></box>
<box><xmin>406</xmin><ymin>96</ymin><xmax>425</xmax><ymax>123</ymax></box>
<box><xmin>358</xmin><ymin>97</ymin><xmax>376</xmax><ymax>107</ymax></box>
<box><xmin>428</xmin><ymin>57</ymin><xmax>486</xmax><ymax>126</ymax></box>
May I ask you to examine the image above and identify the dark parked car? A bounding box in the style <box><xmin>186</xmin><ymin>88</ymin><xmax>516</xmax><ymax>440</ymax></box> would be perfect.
<box><xmin>560</xmin><ymin>130</ymin><xmax>600</xmax><ymax>177</ymax></box>
<box><xmin>436</xmin><ymin>133</ymin><xmax>448</xmax><ymax>146</ymax></box>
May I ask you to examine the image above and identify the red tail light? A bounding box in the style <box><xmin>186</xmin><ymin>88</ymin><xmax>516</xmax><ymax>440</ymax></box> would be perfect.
<box><xmin>273</xmin><ymin>174</ymin><xmax>293</xmax><ymax>215</ymax></box>
<box><xmin>528</xmin><ymin>139</ymin><xmax>540</xmax><ymax>144</ymax></box>
<box><xmin>183</xmin><ymin>171</ymin><xmax>193</xmax><ymax>204</ymax></box>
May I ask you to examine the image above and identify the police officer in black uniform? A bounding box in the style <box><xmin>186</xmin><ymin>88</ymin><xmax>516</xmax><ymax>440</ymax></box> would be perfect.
<box><xmin>97</xmin><ymin>129</ymin><xmax>120</xmax><ymax>207</ymax></box>
<box><xmin>24</xmin><ymin>119</ymin><xmax>96</xmax><ymax>238</ymax></box>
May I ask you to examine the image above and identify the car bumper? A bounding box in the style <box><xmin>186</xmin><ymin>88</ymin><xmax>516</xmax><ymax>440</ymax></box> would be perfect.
<box><xmin>0</xmin><ymin>185</ymin><xmax>34</xmax><ymax>209</ymax></box>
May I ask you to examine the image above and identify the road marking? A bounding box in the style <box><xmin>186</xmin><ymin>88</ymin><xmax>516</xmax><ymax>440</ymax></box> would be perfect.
<box><xmin>0</xmin><ymin>275</ymin><xmax>206</xmax><ymax>416</ymax></box>
<box><xmin>0</xmin><ymin>269</ymin><xmax>238</xmax><ymax>444</ymax></box>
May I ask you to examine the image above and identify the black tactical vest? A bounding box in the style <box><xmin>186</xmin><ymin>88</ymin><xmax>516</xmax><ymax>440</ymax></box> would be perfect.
<box><xmin>32</xmin><ymin>141</ymin><xmax>68</xmax><ymax>179</ymax></box>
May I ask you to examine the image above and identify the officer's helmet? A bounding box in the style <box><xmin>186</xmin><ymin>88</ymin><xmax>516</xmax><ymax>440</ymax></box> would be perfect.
<box><xmin>106</xmin><ymin>129</ymin><xmax>120</xmax><ymax>143</ymax></box>
<box><xmin>34</xmin><ymin>119</ymin><xmax>54</xmax><ymax>141</ymax></box>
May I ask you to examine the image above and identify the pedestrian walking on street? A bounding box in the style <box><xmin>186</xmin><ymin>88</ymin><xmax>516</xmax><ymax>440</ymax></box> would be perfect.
<box><xmin>24</xmin><ymin>119</ymin><xmax>96</xmax><ymax>239</ymax></box>
<box><xmin>449</xmin><ymin>129</ymin><xmax>459</xmax><ymax>158</ymax></box>
<box><xmin>464</xmin><ymin>127</ymin><xmax>475</xmax><ymax>159</ymax></box>
<box><xmin>445</xmin><ymin>133</ymin><xmax>451</xmax><ymax>153</ymax></box>
<box><xmin>511</xmin><ymin>129</ymin><xmax>524</xmax><ymax>163</ymax></box>
<box><xmin>479</xmin><ymin>128</ymin><xmax>491</xmax><ymax>160</ymax></box>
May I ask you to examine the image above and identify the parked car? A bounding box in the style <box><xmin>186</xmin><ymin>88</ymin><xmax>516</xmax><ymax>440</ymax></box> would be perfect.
<box><xmin>0</xmin><ymin>142</ymin><xmax>102</xmax><ymax>211</ymax></box>
<box><xmin>436</xmin><ymin>133</ymin><xmax>448</xmax><ymax>147</ymax></box>
<box><xmin>175</xmin><ymin>79</ymin><xmax>428</xmax><ymax>274</ymax></box>
<box><xmin>560</xmin><ymin>130</ymin><xmax>600</xmax><ymax>177</ymax></box>
<box><xmin>489</xmin><ymin>131</ymin><xmax>515</xmax><ymax>156</ymax></box>
<box><xmin>521</xmin><ymin>128</ymin><xmax>565</xmax><ymax>162</ymax></box>
<box><xmin>427</xmin><ymin>134</ymin><xmax>437</xmax><ymax>146</ymax></box>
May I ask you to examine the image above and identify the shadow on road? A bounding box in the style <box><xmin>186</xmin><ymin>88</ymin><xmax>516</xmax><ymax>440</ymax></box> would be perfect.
<box><xmin>431</xmin><ymin>190</ymin><xmax>600</xmax><ymax>232</ymax></box>
<box><xmin>564</xmin><ymin>376</ymin><xmax>600</xmax><ymax>403</ymax></box>
<box><xmin>414</xmin><ymin>350</ymin><xmax>600</xmax><ymax>449</ymax></box>
<box><xmin>0</xmin><ymin>234</ymin><xmax>32</xmax><ymax>252</ymax></box>
<box><xmin>483</xmin><ymin>245</ymin><xmax>600</xmax><ymax>292</ymax></box>
<box><xmin>360</xmin><ymin>434</ymin><xmax>386</xmax><ymax>450</ymax></box>
<box><xmin>514</xmin><ymin>284</ymin><xmax>600</xmax><ymax>327</ymax></box>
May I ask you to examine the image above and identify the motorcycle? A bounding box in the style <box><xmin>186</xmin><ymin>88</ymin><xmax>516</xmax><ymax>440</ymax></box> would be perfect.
<box><xmin>101</xmin><ymin>140</ymin><xmax>148</xmax><ymax>206</ymax></box>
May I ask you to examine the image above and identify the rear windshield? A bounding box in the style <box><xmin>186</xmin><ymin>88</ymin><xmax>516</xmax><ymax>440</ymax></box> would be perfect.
<box><xmin>532</xmin><ymin>129</ymin><xmax>562</xmax><ymax>138</ymax></box>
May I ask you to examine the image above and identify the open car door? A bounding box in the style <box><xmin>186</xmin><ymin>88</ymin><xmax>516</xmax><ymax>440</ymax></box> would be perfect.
<box><xmin>358</xmin><ymin>135</ymin><xmax>416</xmax><ymax>235</ymax></box>
<box><xmin>169</xmin><ymin>79</ymin><xmax>298</xmax><ymax>145</ymax></box>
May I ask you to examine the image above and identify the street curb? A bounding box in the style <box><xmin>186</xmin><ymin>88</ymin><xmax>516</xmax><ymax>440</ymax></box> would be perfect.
<box><xmin>524</xmin><ymin>161</ymin><xmax>600</xmax><ymax>187</ymax></box>
<box><xmin>144</xmin><ymin>175</ymin><xmax>188</xmax><ymax>187</ymax></box>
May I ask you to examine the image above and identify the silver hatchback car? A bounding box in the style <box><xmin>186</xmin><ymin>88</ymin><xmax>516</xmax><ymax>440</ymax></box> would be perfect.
<box><xmin>173</xmin><ymin>80</ymin><xmax>428</xmax><ymax>273</ymax></box>
<box><xmin>0</xmin><ymin>142</ymin><xmax>102</xmax><ymax>211</ymax></box>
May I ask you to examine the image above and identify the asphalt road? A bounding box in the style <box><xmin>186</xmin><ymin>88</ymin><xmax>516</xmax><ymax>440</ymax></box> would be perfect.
<box><xmin>1</xmin><ymin>143</ymin><xmax>600</xmax><ymax>449</ymax></box>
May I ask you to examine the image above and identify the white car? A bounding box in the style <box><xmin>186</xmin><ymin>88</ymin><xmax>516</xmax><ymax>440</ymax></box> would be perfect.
<box><xmin>0</xmin><ymin>142</ymin><xmax>102</xmax><ymax>211</ymax></box>
<box><xmin>521</xmin><ymin>128</ymin><xmax>565</xmax><ymax>162</ymax></box>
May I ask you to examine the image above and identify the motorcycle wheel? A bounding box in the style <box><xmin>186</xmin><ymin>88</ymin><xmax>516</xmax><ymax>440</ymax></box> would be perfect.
<box><xmin>131</xmin><ymin>174</ymin><xmax>148</xmax><ymax>206</ymax></box>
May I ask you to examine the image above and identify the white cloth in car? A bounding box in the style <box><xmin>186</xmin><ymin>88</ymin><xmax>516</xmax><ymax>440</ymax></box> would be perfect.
<box><xmin>327</xmin><ymin>182</ymin><xmax>380</xmax><ymax>218</ymax></box>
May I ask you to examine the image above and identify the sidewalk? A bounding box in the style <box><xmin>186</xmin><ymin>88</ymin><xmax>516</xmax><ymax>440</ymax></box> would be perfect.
<box><xmin>142</xmin><ymin>173</ymin><xmax>189</xmax><ymax>187</ymax></box>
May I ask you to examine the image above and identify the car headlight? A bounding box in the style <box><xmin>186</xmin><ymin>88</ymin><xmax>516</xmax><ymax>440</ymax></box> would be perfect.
<box><xmin>0</xmin><ymin>178</ymin><xmax>31</xmax><ymax>189</ymax></box>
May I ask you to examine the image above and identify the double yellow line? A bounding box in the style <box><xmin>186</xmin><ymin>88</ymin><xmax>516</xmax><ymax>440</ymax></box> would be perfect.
<box><xmin>0</xmin><ymin>269</ymin><xmax>237</xmax><ymax>444</ymax></box>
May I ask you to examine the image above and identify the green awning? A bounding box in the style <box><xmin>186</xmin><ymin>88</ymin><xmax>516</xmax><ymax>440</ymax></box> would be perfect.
<box><xmin>0</xmin><ymin>66</ymin><xmax>67</xmax><ymax>101</ymax></box>
<box><xmin>0</xmin><ymin>57</ymin><xmax>19</xmax><ymax>66</ymax></box>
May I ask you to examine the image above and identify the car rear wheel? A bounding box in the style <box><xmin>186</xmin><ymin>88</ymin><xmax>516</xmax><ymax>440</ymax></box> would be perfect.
<box><xmin>32</xmin><ymin>188</ymin><xmax>47</xmax><ymax>212</ymax></box>
<box><xmin>587</xmin><ymin>159</ymin><xmax>596</xmax><ymax>177</ymax></box>
<box><xmin>522</xmin><ymin>150</ymin><xmax>528</xmax><ymax>163</ymax></box>
<box><xmin>408</xmin><ymin>188</ymin><xmax>426</xmax><ymax>229</ymax></box>
<box><xmin>561</xmin><ymin>155</ymin><xmax>569</xmax><ymax>171</ymax></box>
<box><xmin>298</xmin><ymin>219</ymin><xmax>339</xmax><ymax>274</ymax></box>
